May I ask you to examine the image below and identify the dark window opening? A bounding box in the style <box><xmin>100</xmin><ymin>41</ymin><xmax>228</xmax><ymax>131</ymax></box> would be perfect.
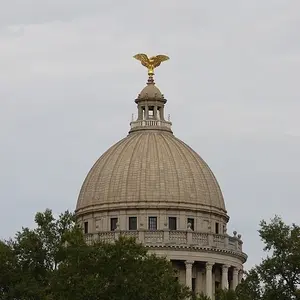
<box><xmin>187</xmin><ymin>218</ymin><xmax>195</xmax><ymax>231</ymax></box>
<box><xmin>215</xmin><ymin>222</ymin><xmax>219</xmax><ymax>234</ymax></box>
<box><xmin>192</xmin><ymin>278</ymin><xmax>196</xmax><ymax>292</ymax></box>
<box><xmin>169</xmin><ymin>217</ymin><xmax>177</xmax><ymax>230</ymax></box>
<box><xmin>215</xmin><ymin>281</ymin><xmax>220</xmax><ymax>291</ymax></box>
<box><xmin>110</xmin><ymin>218</ymin><xmax>118</xmax><ymax>231</ymax></box>
<box><xmin>84</xmin><ymin>221</ymin><xmax>88</xmax><ymax>234</ymax></box>
<box><xmin>129</xmin><ymin>217</ymin><xmax>137</xmax><ymax>230</ymax></box>
<box><xmin>148</xmin><ymin>217</ymin><xmax>157</xmax><ymax>230</ymax></box>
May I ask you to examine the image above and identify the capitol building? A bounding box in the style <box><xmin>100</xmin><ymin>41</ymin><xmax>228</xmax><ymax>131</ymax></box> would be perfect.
<box><xmin>75</xmin><ymin>55</ymin><xmax>247</xmax><ymax>299</ymax></box>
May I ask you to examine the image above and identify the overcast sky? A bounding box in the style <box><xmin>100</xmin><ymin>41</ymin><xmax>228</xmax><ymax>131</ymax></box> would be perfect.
<box><xmin>1</xmin><ymin>0</ymin><xmax>299</xmax><ymax>270</ymax></box>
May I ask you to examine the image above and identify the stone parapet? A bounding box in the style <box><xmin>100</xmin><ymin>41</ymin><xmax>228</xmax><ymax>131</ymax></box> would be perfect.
<box><xmin>85</xmin><ymin>230</ymin><xmax>246</xmax><ymax>261</ymax></box>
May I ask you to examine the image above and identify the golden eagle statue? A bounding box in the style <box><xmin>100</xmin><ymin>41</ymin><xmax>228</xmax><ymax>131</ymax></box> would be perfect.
<box><xmin>133</xmin><ymin>53</ymin><xmax>169</xmax><ymax>76</ymax></box>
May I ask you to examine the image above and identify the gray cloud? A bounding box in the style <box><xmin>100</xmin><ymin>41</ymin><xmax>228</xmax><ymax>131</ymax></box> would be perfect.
<box><xmin>1</xmin><ymin>0</ymin><xmax>300</xmax><ymax>270</ymax></box>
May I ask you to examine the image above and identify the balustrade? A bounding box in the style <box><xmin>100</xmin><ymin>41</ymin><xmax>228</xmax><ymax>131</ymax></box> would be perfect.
<box><xmin>130</xmin><ymin>119</ymin><xmax>172</xmax><ymax>129</ymax></box>
<box><xmin>85</xmin><ymin>230</ymin><xmax>244</xmax><ymax>254</ymax></box>
<box><xmin>213</xmin><ymin>234</ymin><xmax>225</xmax><ymax>248</ymax></box>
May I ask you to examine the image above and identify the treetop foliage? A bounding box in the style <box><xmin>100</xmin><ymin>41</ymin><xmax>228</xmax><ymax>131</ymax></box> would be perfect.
<box><xmin>0</xmin><ymin>209</ymin><xmax>189</xmax><ymax>300</ymax></box>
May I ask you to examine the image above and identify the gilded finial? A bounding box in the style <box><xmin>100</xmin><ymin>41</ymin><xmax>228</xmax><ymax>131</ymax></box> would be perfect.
<box><xmin>133</xmin><ymin>53</ymin><xmax>169</xmax><ymax>82</ymax></box>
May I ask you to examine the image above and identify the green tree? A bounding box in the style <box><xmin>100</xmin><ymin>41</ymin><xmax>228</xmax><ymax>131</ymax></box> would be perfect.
<box><xmin>236</xmin><ymin>216</ymin><xmax>300</xmax><ymax>300</ymax></box>
<box><xmin>0</xmin><ymin>209</ymin><xmax>189</xmax><ymax>300</ymax></box>
<box><xmin>0</xmin><ymin>240</ymin><xmax>18</xmax><ymax>299</ymax></box>
<box><xmin>215</xmin><ymin>289</ymin><xmax>238</xmax><ymax>300</ymax></box>
<box><xmin>235</xmin><ymin>269</ymin><xmax>262</xmax><ymax>300</ymax></box>
<box><xmin>257</xmin><ymin>216</ymin><xmax>300</xmax><ymax>299</ymax></box>
<box><xmin>51</xmin><ymin>236</ymin><xmax>189</xmax><ymax>300</ymax></box>
<box><xmin>2</xmin><ymin>209</ymin><xmax>82</xmax><ymax>299</ymax></box>
<box><xmin>194</xmin><ymin>292</ymin><xmax>211</xmax><ymax>300</ymax></box>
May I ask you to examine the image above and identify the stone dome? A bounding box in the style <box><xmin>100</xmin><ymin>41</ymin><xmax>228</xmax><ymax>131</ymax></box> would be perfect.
<box><xmin>76</xmin><ymin>130</ymin><xmax>227</xmax><ymax>217</ymax></box>
<box><xmin>138</xmin><ymin>84</ymin><xmax>164</xmax><ymax>100</ymax></box>
<box><xmin>75</xmin><ymin>66</ymin><xmax>247</xmax><ymax>297</ymax></box>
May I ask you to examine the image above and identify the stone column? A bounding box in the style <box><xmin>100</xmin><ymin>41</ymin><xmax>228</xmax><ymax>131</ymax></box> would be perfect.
<box><xmin>221</xmin><ymin>265</ymin><xmax>229</xmax><ymax>290</ymax></box>
<box><xmin>145</xmin><ymin>105</ymin><xmax>149</xmax><ymax>119</ymax></box>
<box><xmin>232</xmin><ymin>268</ymin><xmax>239</xmax><ymax>290</ymax></box>
<box><xmin>157</xmin><ymin>107</ymin><xmax>161</xmax><ymax>120</ymax></box>
<box><xmin>160</xmin><ymin>106</ymin><xmax>165</xmax><ymax>120</ymax></box>
<box><xmin>138</xmin><ymin>106</ymin><xmax>143</xmax><ymax>120</ymax></box>
<box><xmin>185</xmin><ymin>260</ymin><xmax>194</xmax><ymax>289</ymax></box>
<box><xmin>205</xmin><ymin>262</ymin><xmax>214</xmax><ymax>299</ymax></box>
<box><xmin>154</xmin><ymin>106</ymin><xmax>158</xmax><ymax>120</ymax></box>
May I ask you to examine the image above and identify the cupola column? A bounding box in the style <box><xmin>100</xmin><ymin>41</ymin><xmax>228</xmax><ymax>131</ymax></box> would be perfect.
<box><xmin>138</xmin><ymin>106</ymin><xmax>143</xmax><ymax>120</ymax></box>
<box><xmin>157</xmin><ymin>107</ymin><xmax>161</xmax><ymax>120</ymax></box>
<box><xmin>153</xmin><ymin>106</ymin><xmax>158</xmax><ymax>120</ymax></box>
<box><xmin>145</xmin><ymin>105</ymin><xmax>149</xmax><ymax>119</ymax></box>
<box><xmin>160</xmin><ymin>106</ymin><xmax>165</xmax><ymax>120</ymax></box>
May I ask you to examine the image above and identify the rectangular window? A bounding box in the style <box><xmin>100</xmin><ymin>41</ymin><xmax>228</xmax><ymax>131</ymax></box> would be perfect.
<box><xmin>215</xmin><ymin>222</ymin><xmax>219</xmax><ymax>234</ymax></box>
<box><xmin>84</xmin><ymin>221</ymin><xmax>88</xmax><ymax>234</ymax></box>
<box><xmin>148</xmin><ymin>217</ymin><xmax>157</xmax><ymax>230</ymax></box>
<box><xmin>129</xmin><ymin>217</ymin><xmax>137</xmax><ymax>230</ymax></box>
<box><xmin>110</xmin><ymin>218</ymin><xmax>118</xmax><ymax>231</ymax></box>
<box><xmin>169</xmin><ymin>217</ymin><xmax>177</xmax><ymax>230</ymax></box>
<box><xmin>187</xmin><ymin>218</ymin><xmax>195</xmax><ymax>231</ymax></box>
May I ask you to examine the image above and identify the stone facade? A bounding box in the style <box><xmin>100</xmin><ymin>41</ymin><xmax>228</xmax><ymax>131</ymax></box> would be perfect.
<box><xmin>75</xmin><ymin>76</ymin><xmax>247</xmax><ymax>299</ymax></box>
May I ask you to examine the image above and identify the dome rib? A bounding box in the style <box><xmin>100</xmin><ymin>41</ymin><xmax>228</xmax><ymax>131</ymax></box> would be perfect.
<box><xmin>154</xmin><ymin>134</ymin><xmax>167</xmax><ymax>203</ymax></box>
<box><xmin>160</xmin><ymin>133</ymin><xmax>185</xmax><ymax>203</ymax></box>
<box><xmin>106</xmin><ymin>135</ymin><xmax>138</xmax><ymax>203</ymax></box>
<box><xmin>180</xmin><ymin>139</ymin><xmax>225</xmax><ymax>211</ymax></box>
<box><xmin>166</xmin><ymin>135</ymin><xmax>199</xmax><ymax>205</ymax></box>
<box><xmin>137</xmin><ymin>133</ymin><xmax>148</xmax><ymax>203</ymax></box>
<box><xmin>175</xmin><ymin>137</ymin><xmax>214</xmax><ymax>208</ymax></box>
<box><xmin>124</xmin><ymin>133</ymin><xmax>144</xmax><ymax>202</ymax></box>
<box><xmin>78</xmin><ymin>138</ymin><xmax>126</xmax><ymax>208</ymax></box>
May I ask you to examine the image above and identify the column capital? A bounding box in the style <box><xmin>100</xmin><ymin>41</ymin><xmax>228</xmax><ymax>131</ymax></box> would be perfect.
<box><xmin>222</xmin><ymin>264</ymin><xmax>230</xmax><ymax>270</ymax></box>
<box><xmin>205</xmin><ymin>262</ymin><xmax>214</xmax><ymax>270</ymax></box>
<box><xmin>185</xmin><ymin>260</ymin><xmax>194</xmax><ymax>267</ymax></box>
<box><xmin>233</xmin><ymin>267</ymin><xmax>239</xmax><ymax>275</ymax></box>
